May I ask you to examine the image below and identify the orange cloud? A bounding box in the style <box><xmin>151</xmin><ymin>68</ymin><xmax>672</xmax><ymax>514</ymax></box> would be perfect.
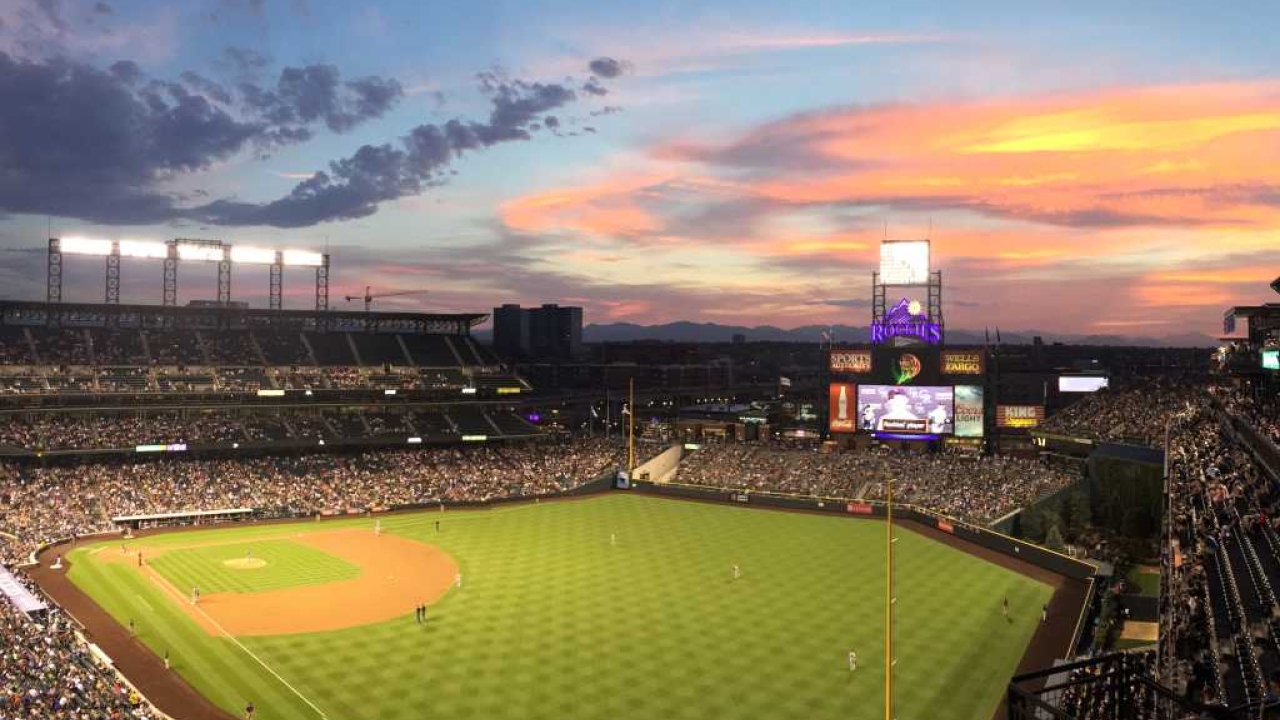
<box><xmin>495</xmin><ymin>81</ymin><xmax>1280</xmax><ymax>334</ymax></box>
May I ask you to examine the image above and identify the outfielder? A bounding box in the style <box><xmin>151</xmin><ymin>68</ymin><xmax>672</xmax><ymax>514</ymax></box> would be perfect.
<box><xmin>848</xmin><ymin>649</ymin><xmax>857</xmax><ymax>671</ymax></box>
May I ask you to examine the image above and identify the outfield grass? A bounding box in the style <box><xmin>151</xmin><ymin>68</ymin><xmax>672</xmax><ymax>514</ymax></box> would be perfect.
<box><xmin>148</xmin><ymin>538</ymin><xmax>361</xmax><ymax>595</ymax></box>
<box><xmin>68</xmin><ymin>494</ymin><xmax>1052</xmax><ymax>720</ymax></box>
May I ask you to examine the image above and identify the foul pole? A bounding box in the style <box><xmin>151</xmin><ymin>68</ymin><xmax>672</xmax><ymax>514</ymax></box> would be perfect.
<box><xmin>627</xmin><ymin>378</ymin><xmax>636</xmax><ymax>474</ymax></box>
<box><xmin>885</xmin><ymin>476</ymin><xmax>895</xmax><ymax>720</ymax></box>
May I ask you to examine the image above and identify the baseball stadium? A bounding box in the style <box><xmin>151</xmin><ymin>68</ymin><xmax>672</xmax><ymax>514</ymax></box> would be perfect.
<box><xmin>0</xmin><ymin>234</ymin><xmax>1274</xmax><ymax>720</ymax></box>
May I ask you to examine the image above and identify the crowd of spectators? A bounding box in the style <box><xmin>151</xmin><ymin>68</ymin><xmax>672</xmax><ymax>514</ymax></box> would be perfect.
<box><xmin>1041</xmin><ymin>378</ymin><xmax>1197</xmax><ymax>447</ymax></box>
<box><xmin>674</xmin><ymin>444</ymin><xmax>1078</xmax><ymax>524</ymax></box>
<box><xmin>1215</xmin><ymin>385</ymin><xmax>1280</xmax><ymax>450</ymax></box>
<box><xmin>0</xmin><ymin>406</ymin><xmax>543</xmax><ymax>451</ymax></box>
<box><xmin>0</xmin><ymin>439</ymin><xmax>623</xmax><ymax>565</ymax></box>
<box><xmin>1162</xmin><ymin>397</ymin><xmax>1280</xmax><ymax>710</ymax></box>
<box><xmin>0</xmin><ymin>597</ymin><xmax>155</xmax><ymax>719</ymax></box>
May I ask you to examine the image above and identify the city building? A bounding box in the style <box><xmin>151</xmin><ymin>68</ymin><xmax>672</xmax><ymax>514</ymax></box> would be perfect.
<box><xmin>493</xmin><ymin>303</ymin><xmax>583</xmax><ymax>360</ymax></box>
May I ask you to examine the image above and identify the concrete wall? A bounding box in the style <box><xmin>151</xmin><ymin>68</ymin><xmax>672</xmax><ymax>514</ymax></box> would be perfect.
<box><xmin>632</xmin><ymin>443</ymin><xmax>684</xmax><ymax>483</ymax></box>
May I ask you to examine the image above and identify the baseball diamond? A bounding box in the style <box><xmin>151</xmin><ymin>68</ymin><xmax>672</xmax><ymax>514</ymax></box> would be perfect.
<box><xmin>36</xmin><ymin>494</ymin><xmax>1067</xmax><ymax>720</ymax></box>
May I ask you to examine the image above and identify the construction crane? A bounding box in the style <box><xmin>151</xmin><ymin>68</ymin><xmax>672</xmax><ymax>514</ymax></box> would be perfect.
<box><xmin>344</xmin><ymin>287</ymin><xmax>431</xmax><ymax>312</ymax></box>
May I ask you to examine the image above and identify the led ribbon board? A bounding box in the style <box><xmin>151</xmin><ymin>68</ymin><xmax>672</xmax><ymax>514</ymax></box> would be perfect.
<box><xmin>871</xmin><ymin>298</ymin><xmax>942</xmax><ymax>345</ymax></box>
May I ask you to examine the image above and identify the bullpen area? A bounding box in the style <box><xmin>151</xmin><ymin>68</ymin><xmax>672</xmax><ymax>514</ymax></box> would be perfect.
<box><xmin>39</xmin><ymin>494</ymin><xmax>1061</xmax><ymax>720</ymax></box>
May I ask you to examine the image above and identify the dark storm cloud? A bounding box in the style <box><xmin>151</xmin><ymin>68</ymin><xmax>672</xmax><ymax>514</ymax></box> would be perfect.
<box><xmin>0</xmin><ymin>52</ymin><xmax>625</xmax><ymax>227</ymax></box>
<box><xmin>179</xmin><ymin>71</ymin><xmax>232</xmax><ymax>104</ymax></box>
<box><xmin>191</xmin><ymin>71</ymin><xmax>607</xmax><ymax>227</ymax></box>
<box><xmin>588</xmin><ymin>57</ymin><xmax>624</xmax><ymax>79</ymax></box>
<box><xmin>237</xmin><ymin>64</ymin><xmax>404</xmax><ymax>133</ymax></box>
<box><xmin>582</xmin><ymin>76</ymin><xmax>607</xmax><ymax>96</ymax></box>
<box><xmin>0</xmin><ymin>51</ymin><xmax>404</xmax><ymax>224</ymax></box>
<box><xmin>0</xmin><ymin>51</ymin><xmax>264</xmax><ymax>223</ymax></box>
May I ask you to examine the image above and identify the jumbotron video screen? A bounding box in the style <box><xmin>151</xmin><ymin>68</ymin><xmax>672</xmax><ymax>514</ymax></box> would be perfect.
<box><xmin>857</xmin><ymin>385</ymin><xmax>954</xmax><ymax>434</ymax></box>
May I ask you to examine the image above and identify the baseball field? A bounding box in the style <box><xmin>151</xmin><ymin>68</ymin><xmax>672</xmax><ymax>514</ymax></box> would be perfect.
<box><xmin>58</xmin><ymin>493</ymin><xmax>1055</xmax><ymax>720</ymax></box>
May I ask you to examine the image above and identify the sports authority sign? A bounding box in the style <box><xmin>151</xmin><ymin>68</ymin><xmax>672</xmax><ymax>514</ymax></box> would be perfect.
<box><xmin>829</xmin><ymin>349</ymin><xmax>873</xmax><ymax>374</ymax></box>
<box><xmin>997</xmin><ymin>405</ymin><xmax>1046</xmax><ymax>428</ymax></box>
<box><xmin>941</xmin><ymin>350</ymin><xmax>984</xmax><ymax>375</ymax></box>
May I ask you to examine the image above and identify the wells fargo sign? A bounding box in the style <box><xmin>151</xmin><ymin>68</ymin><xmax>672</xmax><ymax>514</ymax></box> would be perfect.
<box><xmin>941</xmin><ymin>350</ymin><xmax>984</xmax><ymax>375</ymax></box>
<box><xmin>829</xmin><ymin>349</ymin><xmax>872</xmax><ymax>374</ymax></box>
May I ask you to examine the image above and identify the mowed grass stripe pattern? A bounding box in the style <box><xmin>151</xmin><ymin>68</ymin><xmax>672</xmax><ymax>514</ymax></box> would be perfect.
<box><xmin>66</xmin><ymin>552</ymin><xmax>310</xmax><ymax>716</ymax></box>
<box><xmin>71</xmin><ymin>495</ymin><xmax>1051</xmax><ymax>720</ymax></box>
<box><xmin>148</xmin><ymin>539</ymin><xmax>361</xmax><ymax>595</ymax></box>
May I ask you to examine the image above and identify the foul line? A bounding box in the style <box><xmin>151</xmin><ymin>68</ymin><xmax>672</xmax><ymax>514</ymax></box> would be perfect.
<box><xmin>189</xmin><ymin>603</ymin><xmax>331</xmax><ymax>720</ymax></box>
<box><xmin>135</xmin><ymin>565</ymin><xmax>329</xmax><ymax>720</ymax></box>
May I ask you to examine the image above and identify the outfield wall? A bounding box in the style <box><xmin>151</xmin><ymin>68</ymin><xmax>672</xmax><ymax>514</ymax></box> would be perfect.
<box><xmin>627</xmin><ymin>480</ymin><xmax>1097</xmax><ymax>581</ymax></box>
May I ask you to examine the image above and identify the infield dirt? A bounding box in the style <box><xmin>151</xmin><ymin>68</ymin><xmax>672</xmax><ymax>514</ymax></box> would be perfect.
<box><xmin>100</xmin><ymin>526</ymin><xmax>458</xmax><ymax>636</ymax></box>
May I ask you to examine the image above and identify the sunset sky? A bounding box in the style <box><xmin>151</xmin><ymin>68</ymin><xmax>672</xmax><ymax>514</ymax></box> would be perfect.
<box><xmin>1</xmin><ymin>0</ymin><xmax>1277</xmax><ymax>336</ymax></box>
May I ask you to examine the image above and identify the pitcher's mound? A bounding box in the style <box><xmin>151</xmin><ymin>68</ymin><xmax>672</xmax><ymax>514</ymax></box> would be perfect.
<box><xmin>223</xmin><ymin>558</ymin><xmax>268</xmax><ymax>570</ymax></box>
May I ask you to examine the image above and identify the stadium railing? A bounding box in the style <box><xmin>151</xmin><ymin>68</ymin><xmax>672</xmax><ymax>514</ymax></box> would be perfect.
<box><xmin>1006</xmin><ymin>650</ymin><xmax>1267</xmax><ymax>720</ymax></box>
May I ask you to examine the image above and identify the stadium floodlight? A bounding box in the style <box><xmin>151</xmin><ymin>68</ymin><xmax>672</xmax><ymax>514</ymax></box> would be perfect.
<box><xmin>176</xmin><ymin>243</ymin><xmax>225</xmax><ymax>262</ymax></box>
<box><xmin>230</xmin><ymin>245</ymin><xmax>277</xmax><ymax>264</ymax></box>
<box><xmin>118</xmin><ymin>240</ymin><xmax>168</xmax><ymax>259</ymax></box>
<box><xmin>61</xmin><ymin>237</ymin><xmax>113</xmax><ymax>255</ymax></box>
<box><xmin>283</xmin><ymin>249</ymin><xmax>323</xmax><ymax>267</ymax></box>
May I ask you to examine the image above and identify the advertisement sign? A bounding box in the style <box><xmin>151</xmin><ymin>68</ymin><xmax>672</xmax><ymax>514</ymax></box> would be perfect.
<box><xmin>879</xmin><ymin>239</ymin><xmax>930</xmax><ymax>285</ymax></box>
<box><xmin>871</xmin><ymin>298</ymin><xmax>942</xmax><ymax>345</ymax></box>
<box><xmin>997</xmin><ymin>405</ymin><xmax>1045</xmax><ymax>428</ymax></box>
<box><xmin>846</xmin><ymin>502</ymin><xmax>875</xmax><ymax>515</ymax></box>
<box><xmin>1264</xmin><ymin>349</ymin><xmax>1279</xmax><ymax>371</ymax></box>
<box><xmin>857</xmin><ymin>385</ymin><xmax>954</xmax><ymax>434</ymax></box>
<box><xmin>954</xmin><ymin>385</ymin><xmax>985</xmax><ymax>438</ymax></box>
<box><xmin>1059</xmin><ymin>376</ymin><xmax>1109</xmax><ymax>392</ymax></box>
<box><xmin>937</xmin><ymin>519</ymin><xmax>955</xmax><ymax>534</ymax></box>
<box><xmin>941</xmin><ymin>351</ymin><xmax>984</xmax><ymax>376</ymax></box>
<box><xmin>890</xmin><ymin>352</ymin><xmax>923</xmax><ymax>385</ymax></box>
<box><xmin>828</xmin><ymin>383</ymin><xmax>857</xmax><ymax>433</ymax></box>
<box><xmin>829</xmin><ymin>349</ymin><xmax>873</xmax><ymax>374</ymax></box>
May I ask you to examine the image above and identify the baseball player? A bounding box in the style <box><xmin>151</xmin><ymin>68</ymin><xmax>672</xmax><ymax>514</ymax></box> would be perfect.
<box><xmin>732</xmin><ymin>564</ymin><xmax>740</xmax><ymax>580</ymax></box>
<box><xmin>848</xmin><ymin>649</ymin><xmax>857</xmax><ymax>672</ymax></box>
